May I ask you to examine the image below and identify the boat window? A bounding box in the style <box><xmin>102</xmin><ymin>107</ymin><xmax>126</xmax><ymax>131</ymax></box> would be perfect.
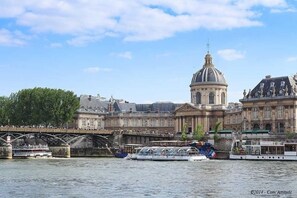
<box><xmin>261</xmin><ymin>146</ymin><xmax>269</xmax><ymax>154</ymax></box>
<box><xmin>285</xmin><ymin>144</ymin><xmax>296</xmax><ymax>151</ymax></box>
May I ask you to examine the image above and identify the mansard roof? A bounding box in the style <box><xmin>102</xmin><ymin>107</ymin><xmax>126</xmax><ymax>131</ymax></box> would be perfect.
<box><xmin>242</xmin><ymin>75</ymin><xmax>297</xmax><ymax>100</ymax></box>
<box><xmin>136</xmin><ymin>102</ymin><xmax>180</xmax><ymax>113</ymax></box>
<box><xmin>78</xmin><ymin>95</ymin><xmax>109</xmax><ymax>113</ymax></box>
<box><xmin>113</xmin><ymin>101</ymin><xmax>137</xmax><ymax>112</ymax></box>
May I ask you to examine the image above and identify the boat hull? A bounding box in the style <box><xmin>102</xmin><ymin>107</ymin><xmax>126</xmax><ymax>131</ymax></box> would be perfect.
<box><xmin>12</xmin><ymin>145</ymin><xmax>52</xmax><ymax>159</ymax></box>
<box><xmin>135</xmin><ymin>146</ymin><xmax>208</xmax><ymax>161</ymax></box>
<box><xmin>136</xmin><ymin>155</ymin><xmax>208</xmax><ymax>161</ymax></box>
<box><xmin>229</xmin><ymin>154</ymin><xmax>297</xmax><ymax>161</ymax></box>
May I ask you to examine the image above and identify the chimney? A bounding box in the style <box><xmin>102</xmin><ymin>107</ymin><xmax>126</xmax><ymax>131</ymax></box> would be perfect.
<box><xmin>265</xmin><ymin>75</ymin><xmax>271</xmax><ymax>79</ymax></box>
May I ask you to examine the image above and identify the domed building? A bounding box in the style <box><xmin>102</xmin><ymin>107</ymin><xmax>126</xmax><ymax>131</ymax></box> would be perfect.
<box><xmin>190</xmin><ymin>53</ymin><xmax>228</xmax><ymax>106</ymax></box>
<box><xmin>175</xmin><ymin>52</ymin><xmax>228</xmax><ymax>133</ymax></box>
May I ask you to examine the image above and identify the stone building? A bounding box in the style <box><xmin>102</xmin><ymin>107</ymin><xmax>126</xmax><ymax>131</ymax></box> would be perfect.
<box><xmin>104</xmin><ymin>102</ymin><xmax>177</xmax><ymax>134</ymax></box>
<box><xmin>74</xmin><ymin>95</ymin><xmax>108</xmax><ymax>130</ymax></box>
<box><xmin>239</xmin><ymin>75</ymin><xmax>297</xmax><ymax>133</ymax></box>
<box><xmin>74</xmin><ymin>52</ymin><xmax>297</xmax><ymax>136</ymax></box>
<box><xmin>74</xmin><ymin>95</ymin><xmax>178</xmax><ymax>134</ymax></box>
<box><xmin>223</xmin><ymin>102</ymin><xmax>243</xmax><ymax>131</ymax></box>
<box><xmin>175</xmin><ymin>52</ymin><xmax>228</xmax><ymax>133</ymax></box>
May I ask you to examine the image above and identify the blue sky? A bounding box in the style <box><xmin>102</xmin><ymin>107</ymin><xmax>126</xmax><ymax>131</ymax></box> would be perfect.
<box><xmin>0</xmin><ymin>0</ymin><xmax>297</xmax><ymax>104</ymax></box>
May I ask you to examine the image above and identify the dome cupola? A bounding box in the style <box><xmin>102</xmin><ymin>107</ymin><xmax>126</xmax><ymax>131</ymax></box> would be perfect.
<box><xmin>190</xmin><ymin>52</ymin><xmax>228</xmax><ymax>106</ymax></box>
<box><xmin>191</xmin><ymin>53</ymin><xmax>227</xmax><ymax>86</ymax></box>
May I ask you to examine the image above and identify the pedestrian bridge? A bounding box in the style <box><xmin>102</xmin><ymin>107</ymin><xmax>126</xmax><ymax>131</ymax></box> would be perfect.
<box><xmin>0</xmin><ymin>126</ymin><xmax>113</xmax><ymax>135</ymax></box>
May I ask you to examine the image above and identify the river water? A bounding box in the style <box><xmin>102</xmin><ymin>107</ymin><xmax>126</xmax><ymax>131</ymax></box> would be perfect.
<box><xmin>0</xmin><ymin>158</ymin><xmax>296</xmax><ymax>198</ymax></box>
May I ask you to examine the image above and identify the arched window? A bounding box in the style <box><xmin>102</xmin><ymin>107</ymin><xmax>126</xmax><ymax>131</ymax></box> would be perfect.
<box><xmin>209</xmin><ymin>92</ymin><xmax>215</xmax><ymax>104</ymax></box>
<box><xmin>253</xmin><ymin>123</ymin><xmax>260</xmax><ymax>130</ymax></box>
<box><xmin>221</xmin><ymin>92</ymin><xmax>226</xmax><ymax>105</ymax></box>
<box><xmin>265</xmin><ymin>124</ymin><xmax>271</xmax><ymax>131</ymax></box>
<box><xmin>196</xmin><ymin>92</ymin><xmax>201</xmax><ymax>104</ymax></box>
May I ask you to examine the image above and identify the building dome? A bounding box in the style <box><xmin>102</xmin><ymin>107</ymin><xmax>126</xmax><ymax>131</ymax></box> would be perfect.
<box><xmin>191</xmin><ymin>53</ymin><xmax>227</xmax><ymax>86</ymax></box>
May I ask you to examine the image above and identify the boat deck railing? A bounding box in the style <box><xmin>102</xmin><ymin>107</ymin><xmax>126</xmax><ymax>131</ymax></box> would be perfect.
<box><xmin>13</xmin><ymin>144</ymin><xmax>50</xmax><ymax>150</ymax></box>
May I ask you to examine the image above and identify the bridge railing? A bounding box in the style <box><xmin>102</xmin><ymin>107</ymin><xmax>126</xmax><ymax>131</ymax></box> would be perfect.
<box><xmin>0</xmin><ymin>126</ymin><xmax>113</xmax><ymax>135</ymax></box>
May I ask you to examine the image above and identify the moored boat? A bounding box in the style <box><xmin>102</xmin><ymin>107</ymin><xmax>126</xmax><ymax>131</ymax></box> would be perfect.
<box><xmin>114</xmin><ymin>148</ymin><xmax>128</xmax><ymax>158</ymax></box>
<box><xmin>13</xmin><ymin>145</ymin><xmax>52</xmax><ymax>159</ymax></box>
<box><xmin>229</xmin><ymin>139</ymin><xmax>297</xmax><ymax>161</ymax></box>
<box><xmin>114</xmin><ymin>144</ymin><xmax>143</xmax><ymax>158</ymax></box>
<box><xmin>136</xmin><ymin>146</ymin><xmax>208</xmax><ymax>161</ymax></box>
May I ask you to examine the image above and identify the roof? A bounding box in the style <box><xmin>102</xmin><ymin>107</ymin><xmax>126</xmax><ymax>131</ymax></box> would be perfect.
<box><xmin>191</xmin><ymin>53</ymin><xmax>227</xmax><ymax>86</ymax></box>
<box><xmin>78</xmin><ymin>95</ymin><xmax>108</xmax><ymax>113</ymax></box>
<box><xmin>244</xmin><ymin>75</ymin><xmax>297</xmax><ymax>99</ymax></box>
<box><xmin>242</xmin><ymin>130</ymin><xmax>270</xmax><ymax>134</ymax></box>
<box><xmin>113</xmin><ymin>101</ymin><xmax>137</xmax><ymax>112</ymax></box>
<box><xmin>136</xmin><ymin>102</ymin><xmax>178</xmax><ymax>113</ymax></box>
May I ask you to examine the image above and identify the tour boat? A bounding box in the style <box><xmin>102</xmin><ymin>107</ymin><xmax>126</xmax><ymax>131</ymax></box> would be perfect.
<box><xmin>13</xmin><ymin>145</ymin><xmax>52</xmax><ymax>159</ymax></box>
<box><xmin>135</xmin><ymin>146</ymin><xmax>208</xmax><ymax>161</ymax></box>
<box><xmin>229</xmin><ymin>139</ymin><xmax>297</xmax><ymax>161</ymax></box>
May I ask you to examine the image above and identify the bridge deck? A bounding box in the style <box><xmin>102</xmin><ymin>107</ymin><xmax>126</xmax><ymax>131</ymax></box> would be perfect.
<box><xmin>0</xmin><ymin>127</ymin><xmax>113</xmax><ymax>135</ymax></box>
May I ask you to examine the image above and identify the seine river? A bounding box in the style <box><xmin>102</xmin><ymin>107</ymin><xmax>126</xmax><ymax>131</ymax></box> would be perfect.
<box><xmin>0</xmin><ymin>158</ymin><xmax>296</xmax><ymax>198</ymax></box>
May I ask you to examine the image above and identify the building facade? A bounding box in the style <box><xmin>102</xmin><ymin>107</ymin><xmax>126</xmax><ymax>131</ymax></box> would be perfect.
<box><xmin>239</xmin><ymin>75</ymin><xmax>297</xmax><ymax>133</ymax></box>
<box><xmin>74</xmin><ymin>53</ymin><xmax>297</xmax><ymax>135</ymax></box>
<box><xmin>175</xmin><ymin>52</ymin><xmax>227</xmax><ymax>133</ymax></box>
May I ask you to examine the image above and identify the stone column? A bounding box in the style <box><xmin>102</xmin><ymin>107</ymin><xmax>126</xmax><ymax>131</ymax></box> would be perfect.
<box><xmin>0</xmin><ymin>144</ymin><xmax>12</xmax><ymax>159</ymax></box>
<box><xmin>49</xmin><ymin>144</ymin><xmax>71</xmax><ymax>158</ymax></box>
<box><xmin>179</xmin><ymin>117</ymin><xmax>182</xmax><ymax>132</ymax></box>
<box><xmin>191</xmin><ymin>117</ymin><xmax>195</xmax><ymax>133</ymax></box>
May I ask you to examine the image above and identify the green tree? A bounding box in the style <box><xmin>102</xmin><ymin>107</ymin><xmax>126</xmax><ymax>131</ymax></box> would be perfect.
<box><xmin>6</xmin><ymin>88</ymin><xmax>79</xmax><ymax>127</ymax></box>
<box><xmin>0</xmin><ymin>97</ymin><xmax>10</xmax><ymax>125</ymax></box>
<box><xmin>213</xmin><ymin>122</ymin><xmax>222</xmax><ymax>142</ymax></box>
<box><xmin>181</xmin><ymin>124</ymin><xmax>188</xmax><ymax>141</ymax></box>
<box><xmin>193</xmin><ymin>124</ymin><xmax>204</xmax><ymax>141</ymax></box>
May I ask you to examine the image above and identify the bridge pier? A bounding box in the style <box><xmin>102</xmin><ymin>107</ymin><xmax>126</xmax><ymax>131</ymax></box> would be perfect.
<box><xmin>49</xmin><ymin>145</ymin><xmax>71</xmax><ymax>158</ymax></box>
<box><xmin>0</xmin><ymin>144</ymin><xmax>12</xmax><ymax>159</ymax></box>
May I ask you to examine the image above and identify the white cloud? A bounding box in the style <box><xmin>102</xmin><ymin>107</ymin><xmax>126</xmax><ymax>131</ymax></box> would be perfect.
<box><xmin>286</xmin><ymin>56</ymin><xmax>297</xmax><ymax>62</ymax></box>
<box><xmin>83</xmin><ymin>67</ymin><xmax>112</xmax><ymax>73</ymax></box>
<box><xmin>111</xmin><ymin>51</ymin><xmax>132</xmax><ymax>60</ymax></box>
<box><xmin>0</xmin><ymin>0</ymin><xmax>292</xmax><ymax>44</ymax></box>
<box><xmin>0</xmin><ymin>29</ymin><xmax>26</xmax><ymax>46</ymax></box>
<box><xmin>218</xmin><ymin>49</ymin><xmax>245</xmax><ymax>61</ymax></box>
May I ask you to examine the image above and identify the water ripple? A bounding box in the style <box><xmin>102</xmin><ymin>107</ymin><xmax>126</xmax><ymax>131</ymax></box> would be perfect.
<box><xmin>1</xmin><ymin>159</ymin><xmax>297</xmax><ymax>197</ymax></box>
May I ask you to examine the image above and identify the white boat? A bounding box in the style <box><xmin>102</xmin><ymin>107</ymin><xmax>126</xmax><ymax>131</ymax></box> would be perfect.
<box><xmin>13</xmin><ymin>145</ymin><xmax>52</xmax><ymax>159</ymax></box>
<box><xmin>136</xmin><ymin>146</ymin><xmax>208</xmax><ymax>161</ymax></box>
<box><xmin>124</xmin><ymin>147</ymin><xmax>142</xmax><ymax>160</ymax></box>
<box><xmin>229</xmin><ymin>139</ymin><xmax>297</xmax><ymax>161</ymax></box>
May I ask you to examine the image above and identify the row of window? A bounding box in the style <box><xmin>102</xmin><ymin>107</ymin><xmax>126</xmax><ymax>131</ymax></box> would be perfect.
<box><xmin>106</xmin><ymin>119</ymin><xmax>174</xmax><ymax>127</ymax></box>
<box><xmin>252</xmin><ymin>106</ymin><xmax>287</xmax><ymax>119</ymax></box>
<box><xmin>194</xmin><ymin>92</ymin><xmax>226</xmax><ymax>105</ymax></box>
<box><xmin>252</xmin><ymin>123</ymin><xmax>285</xmax><ymax>133</ymax></box>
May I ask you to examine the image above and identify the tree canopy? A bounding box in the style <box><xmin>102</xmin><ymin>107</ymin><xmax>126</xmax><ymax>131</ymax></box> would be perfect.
<box><xmin>1</xmin><ymin>88</ymin><xmax>79</xmax><ymax>127</ymax></box>
<box><xmin>193</xmin><ymin>124</ymin><xmax>204</xmax><ymax>141</ymax></box>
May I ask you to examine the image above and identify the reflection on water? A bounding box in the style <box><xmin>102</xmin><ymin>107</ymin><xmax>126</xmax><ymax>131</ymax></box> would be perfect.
<box><xmin>0</xmin><ymin>158</ymin><xmax>296</xmax><ymax>198</ymax></box>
